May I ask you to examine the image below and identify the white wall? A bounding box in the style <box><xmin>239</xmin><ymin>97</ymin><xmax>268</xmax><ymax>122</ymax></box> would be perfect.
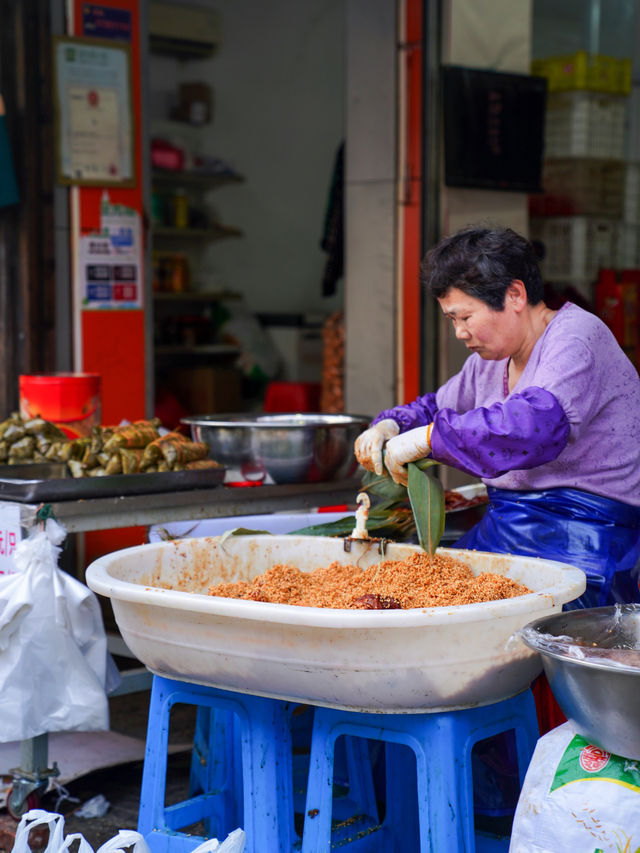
<box><xmin>343</xmin><ymin>0</ymin><xmax>398</xmax><ymax>418</ymax></box>
<box><xmin>439</xmin><ymin>0</ymin><xmax>533</xmax><ymax>488</ymax></box>
<box><xmin>149</xmin><ymin>0</ymin><xmax>345</xmax><ymax>317</ymax></box>
<box><xmin>440</xmin><ymin>0</ymin><xmax>532</xmax><ymax>390</ymax></box>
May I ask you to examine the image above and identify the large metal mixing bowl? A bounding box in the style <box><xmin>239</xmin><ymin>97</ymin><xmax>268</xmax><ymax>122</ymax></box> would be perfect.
<box><xmin>521</xmin><ymin>605</ymin><xmax>640</xmax><ymax>758</ymax></box>
<box><xmin>182</xmin><ymin>413</ymin><xmax>370</xmax><ymax>484</ymax></box>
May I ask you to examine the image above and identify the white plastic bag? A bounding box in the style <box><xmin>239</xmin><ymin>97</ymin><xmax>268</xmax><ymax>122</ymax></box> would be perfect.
<box><xmin>95</xmin><ymin>830</ymin><xmax>151</xmax><ymax>853</ymax></box>
<box><xmin>75</xmin><ymin>794</ymin><xmax>110</xmax><ymax>818</ymax></box>
<box><xmin>0</xmin><ymin>518</ymin><xmax>112</xmax><ymax>742</ymax></box>
<box><xmin>11</xmin><ymin>812</ymin><xmax>151</xmax><ymax>853</ymax></box>
<box><xmin>190</xmin><ymin>829</ymin><xmax>246</xmax><ymax>853</ymax></box>
<box><xmin>510</xmin><ymin>722</ymin><xmax>640</xmax><ymax>852</ymax></box>
<box><xmin>217</xmin><ymin>297</ymin><xmax>281</xmax><ymax>381</ymax></box>
<box><xmin>58</xmin><ymin>834</ymin><xmax>95</xmax><ymax>853</ymax></box>
<box><xmin>11</xmin><ymin>810</ymin><xmax>244</xmax><ymax>853</ymax></box>
<box><xmin>12</xmin><ymin>810</ymin><xmax>66</xmax><ymax>853</ymax></box>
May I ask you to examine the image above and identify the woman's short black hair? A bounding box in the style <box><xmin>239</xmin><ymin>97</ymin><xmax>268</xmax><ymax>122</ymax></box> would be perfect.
<box><xmin>421</xmin><ymin>226</ymin><xmax>544</xmax><ymax>309</ymax></box>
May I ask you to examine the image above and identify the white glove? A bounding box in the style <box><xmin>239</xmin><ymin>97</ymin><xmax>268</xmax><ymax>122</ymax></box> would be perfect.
<box><xmin>384</xmin><ymin>424</ymin><xmax>433</xmax><ymax>485</ymax></box>
<box><xmin>354</xmin><ymin>418</ymin><xmax>400</xmax><ymax>476</ymax></box>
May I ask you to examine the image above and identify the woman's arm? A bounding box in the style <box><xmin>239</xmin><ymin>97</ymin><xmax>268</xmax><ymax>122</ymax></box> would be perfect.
<box><xmin>431</xmin><ymin>386</ymin><xmax>570</xmax><ymax>478</ymax></box>
<box><xmin>371</xmin><ymin>392</ymin><xmax>440</xmax><ymax>431</ymax></box>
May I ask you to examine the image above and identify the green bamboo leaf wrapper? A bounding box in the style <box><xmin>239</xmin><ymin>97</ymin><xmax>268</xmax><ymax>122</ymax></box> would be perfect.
<box><xmin>290</xmin><ymin>507</ymin><xmax>415</xmax><ymax>539</ymax></box>
<box><xmin>407</xmin><ymin>461</ymin><xmax>445</xmax><ymax>554</ymax></box>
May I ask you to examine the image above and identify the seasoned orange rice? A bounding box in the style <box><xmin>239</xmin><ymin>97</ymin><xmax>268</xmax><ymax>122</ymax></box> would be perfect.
<box><xmin>208</xmin><ymin>551</ymin><xmax>531</xmax><ymax>609</ymax></box>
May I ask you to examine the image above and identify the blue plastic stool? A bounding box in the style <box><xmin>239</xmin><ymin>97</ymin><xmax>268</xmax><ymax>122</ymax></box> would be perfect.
<box><xmin>137</xmin><ymin>676</ymin><xmax>295</xmax><ymax>853</ymax></box>
<box><xmin>190</xmin><ymin>702</ymin><xmax>379</xmax><ymax>835</ymax></box>
<box><xmin>301</xmin><ymin>689</ymin><xmax>539</xmax><ymax>853</ymax></box>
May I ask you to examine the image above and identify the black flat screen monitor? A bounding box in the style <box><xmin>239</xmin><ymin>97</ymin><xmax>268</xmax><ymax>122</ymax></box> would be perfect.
<box><xmin>443</xmin><ymin>65</ymin><xmax>547</xmax><ymax>193</ymax></box>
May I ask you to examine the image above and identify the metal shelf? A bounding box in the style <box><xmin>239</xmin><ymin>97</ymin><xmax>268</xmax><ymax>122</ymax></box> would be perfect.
<box><xmin>152</xmin><ymin>224</ymin><xmax>243</xmax><ymax>240</ymax></box>
<box><xmin>154</xmin><ymin>344</ymin><xmax>240</xmax><ymax>357</ymax></box>
<box><xmin>153</xmin><ymin>291</ymin><xmax>239</xmax><ymax>302</ymax></box>
<box><xmin>152</xmin><ymin>170</ymin><xmax>244</xmax><ymax>188</ymax></box>
<box><xmin>2</xmin><ymin>478</ymin><xmax>362</xmax><ymax>533</ymax></box>
<box><xmin>149</xmin><ymin>36</ymin><xmax>216</xmax><ymax>60</ymax></box>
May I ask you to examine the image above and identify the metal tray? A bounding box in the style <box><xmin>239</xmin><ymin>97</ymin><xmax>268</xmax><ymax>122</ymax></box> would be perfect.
<box><xmin>0</xmin><ymin>462</ymin><xmax>226</xmax><ymax>503</ymax></box>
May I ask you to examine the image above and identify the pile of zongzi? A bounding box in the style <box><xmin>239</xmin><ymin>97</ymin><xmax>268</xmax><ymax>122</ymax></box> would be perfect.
<box><xmin>0</xmin><ymin>414</ymin><xmax>220</xmax><ymax>479</ymax></box>
<box><xmin>0</xmin><ymin>414</ymin><xmax>67</xmax><ymax>464</ymax></box>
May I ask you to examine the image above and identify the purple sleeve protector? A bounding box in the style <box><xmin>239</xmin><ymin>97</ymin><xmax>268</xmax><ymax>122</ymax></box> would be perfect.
<box><xmin>371</xmin><ymin>392</ymin><xmax>439</xmax><ymax>431</ymax></box>
<box><xmin>430</xmin><ymin>386</ymin><xmax>570</xmax><ymax>478</ymax></box>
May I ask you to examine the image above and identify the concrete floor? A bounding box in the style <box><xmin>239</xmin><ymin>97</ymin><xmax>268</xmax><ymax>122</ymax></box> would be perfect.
<box><xmin>0</xmin><ymin>688</ymin><xmax>196</xmax><ymax>852</ymax></box>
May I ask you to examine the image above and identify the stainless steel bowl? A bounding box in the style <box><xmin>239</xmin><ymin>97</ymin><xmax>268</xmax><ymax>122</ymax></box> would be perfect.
<box><xmin>521</xmin><ymin>605</ymin><xmax>640</xmax><ymax>758</ymax></box>
<box><xmin>181</xmin><ymin>413</ymin><xmax>371</xmax><ymax>484</ymax></box>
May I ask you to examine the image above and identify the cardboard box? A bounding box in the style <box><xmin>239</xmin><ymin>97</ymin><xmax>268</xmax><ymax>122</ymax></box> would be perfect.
<box><xmin>167</xmin><ymin>366</ymin><xmax>242</xmax><ymax>414</ymax></box>
<box><xmin>171</xmin><ymin>83</ymin><xmax>213</xmax><ymax>125</ymax></box>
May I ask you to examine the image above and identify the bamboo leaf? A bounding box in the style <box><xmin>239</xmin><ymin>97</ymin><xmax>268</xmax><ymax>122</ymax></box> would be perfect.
<box><xmin>290</xmin><ymin>508</ymin><xmax>415</xmax><ymax>539</ymax></box>
<box><xmin>228</xmin><ymin>527</ymin><xmax>273</xmax><ymax>536</ymax></box>
<box><xmin>289</xmin><ymin>516</ymin><xmax>355</xmax><ymax>537</ymax></box>
<box><xmin>360</xmin><ymin>469</ymin><xmax>408</xmax><ymax>502</ymax></box>
<box><xmin>407</xmin><ymin>461</ymin><xmax>445</xmax><ymax>554</ymax></box>
<box><xmin>413</xmin><ymin>457</ymin><xmax>441</xmax><ymax>472</ymax></box>
<box><xmin>219</xmin><ymin>527</ymin><xmax>273</xmax><ymax>545</ymax></box>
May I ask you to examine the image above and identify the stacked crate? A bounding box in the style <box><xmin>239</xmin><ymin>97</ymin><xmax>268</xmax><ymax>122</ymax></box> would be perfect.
<box><xmin>529</xmin><ymin>51</ymin><xmax>633</xmax><ymax>300</ymax></box>
<box><xmin>619</xmin><ymin>161</ymin><xmax>640</xmax><ymax>268</ymax></box>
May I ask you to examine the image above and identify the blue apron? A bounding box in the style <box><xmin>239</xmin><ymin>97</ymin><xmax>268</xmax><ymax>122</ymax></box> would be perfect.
<box><xmin>456</xmin><ymin>486</ymin><xmax>640</xmax><ymax>815</ymax></box>
<box><xmin>454</xmin><ymin>486</ymin><xmax>640</xmax><ymax>610</ymax></box>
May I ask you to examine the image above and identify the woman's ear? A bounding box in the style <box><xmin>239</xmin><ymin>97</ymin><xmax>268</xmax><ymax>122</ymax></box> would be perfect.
<box><xmin>507</xmin><ymin>279</ymin><xmax>527</xmax><ymax>311</ymax></box>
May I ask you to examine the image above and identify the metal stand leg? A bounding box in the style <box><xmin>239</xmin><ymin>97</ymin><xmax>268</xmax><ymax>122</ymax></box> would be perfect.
<box><xmin>8</xmin><ymin>734</ymin><xmax>60</xmax><ymax>819</ymax></box>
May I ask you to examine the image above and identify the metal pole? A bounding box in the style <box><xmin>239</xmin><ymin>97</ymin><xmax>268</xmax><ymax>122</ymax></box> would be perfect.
<box><xmin>19</xmin><ymin>733</ymin><xmax>49</xmax><ymax>776</ymax></box>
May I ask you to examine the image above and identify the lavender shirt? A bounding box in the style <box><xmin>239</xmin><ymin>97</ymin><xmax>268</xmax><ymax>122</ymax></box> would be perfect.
<box><xmin>374</xmin><ymin>303</ymin><xmax>640</xmax><ymax>507</ymax></box>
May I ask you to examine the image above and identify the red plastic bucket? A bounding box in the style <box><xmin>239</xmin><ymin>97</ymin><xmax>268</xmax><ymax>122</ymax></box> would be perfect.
<box><xmin>19</xmin><ymin>373</ymin><xmax>102</xmax><ymax>438</ymax></box>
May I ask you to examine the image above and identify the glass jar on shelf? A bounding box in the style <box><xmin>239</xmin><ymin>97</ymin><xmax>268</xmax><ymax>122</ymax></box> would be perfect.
<box><xmin>173</xmin><ymin>188</ymin><xmax>189</xmax><ymax>228</ymax></box>
<box><xmin>152</xmin><ymin>252</ymin><xmax>190</xmax><ymax>292</ymax></box>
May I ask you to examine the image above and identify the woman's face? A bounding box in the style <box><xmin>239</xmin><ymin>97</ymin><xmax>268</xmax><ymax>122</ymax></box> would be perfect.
<box><xmin>437</xmin><ymin>286</ymin><xmax>523</xmax><ymax>361</ymax></box>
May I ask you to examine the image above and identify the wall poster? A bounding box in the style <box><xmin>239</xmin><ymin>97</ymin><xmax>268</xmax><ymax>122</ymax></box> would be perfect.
<box><xmin>53</xmin><ymin>35</ymin><xmax>135</xmax><ymax>186</ymax></box>
<box><xmin>79</xmin><ymin>195</ymin><xmax>143</xmax><ymax>309</ymax></box>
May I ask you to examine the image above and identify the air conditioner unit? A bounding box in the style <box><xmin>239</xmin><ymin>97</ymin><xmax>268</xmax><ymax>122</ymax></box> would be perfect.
<box><xmin>149</xmin><ymin>2</ymin><xmax>220</xmax><ymax>59</ymax></box>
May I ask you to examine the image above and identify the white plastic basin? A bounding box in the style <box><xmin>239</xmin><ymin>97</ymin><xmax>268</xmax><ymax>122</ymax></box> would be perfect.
<box><xmin>86</xmin><ymin>535</ymin><xmax>585</xmax><ymax>712</ymax></box>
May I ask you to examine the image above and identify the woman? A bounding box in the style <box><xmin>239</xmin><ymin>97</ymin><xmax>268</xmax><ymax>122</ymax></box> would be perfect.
<box><xmin>356</xmin><ymin>225</ymin><xmax>640</xmax><ymax>610</ymax></box>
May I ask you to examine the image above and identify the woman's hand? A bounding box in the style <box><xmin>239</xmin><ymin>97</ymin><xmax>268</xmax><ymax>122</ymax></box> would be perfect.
<box><xmin>384</xmin><ymin>425</ymin><xmax>433</xmax><ymax>485</ymax></box>
<box><xmin>354</xmin><ymin>419</ymin><xmax>399</xmax><ymax>475</ymax></box>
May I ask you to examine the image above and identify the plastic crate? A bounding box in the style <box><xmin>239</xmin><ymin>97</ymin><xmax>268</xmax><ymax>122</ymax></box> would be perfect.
<box><xmin>531</xmin><ymin>51</ymin><xmax>632</xmax><ymax>95</ymax></box>
<box><xmin>544</xmin><ymin>91</ymin><xmax>627</xmax><ymax>160</ymax></box>
<box><xmin>623</xmin><ymin>161</ymin><xmax>640</xmax><ymax>224</ymax></box>
<box><xmin>595</xmin><ymin>268</ymin><xmax>640</xmax><ymax>348</ymax></box>
<box><xmin>530</xmin><ymin>216</ymin><xmax>616</xmax><ymax>283</ymax></box>
<box><xmin>529</xmin><ymin>159</ymin><xmax>624</xmax><ymax>217</ymax></box>
<box><xmin>614</xmin><ymin>223</ymin><xmax>640</xmax><ymax>269</ymax></box>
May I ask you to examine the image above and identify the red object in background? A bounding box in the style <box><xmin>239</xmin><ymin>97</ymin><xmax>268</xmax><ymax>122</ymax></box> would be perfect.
<box><xmin>225</xmin><ymin>480</ymin><xmax>263</xmax><ymax>488</ymax></box>
<box><xmin>19</xmin><ymin>373</ymin><xmax>101</xmax><ymax>438</ymax></box>
<box><xmin>263</xmin><ymin>381</ymin><xmax>322</xmax><ymax>413</ymax></box>
<box><xmin>154</xmin><ymin>387</ymin><xmax>189</xmax><ymax>432</ymax></box>
<box><xmin>531</xmin><ymin>673</ymin><xmax>566</xmax><ymax>734</ymax></box>
<box><xmin>595</xmin><ymin>268</ymin><xmax>640</xmax><ymax>353</ymax></box>
<box><xmin>151</xmin><ymin>138</ymin><xmax>186</xmax><ymax>172</ymax></box>
<box><xmin>74</xmin><ymin>0</ymin><xmax>146</xmax><ymax>427</ymax></box>
<box><xmin>400</xmin><ymin>0</ymin><xmax>422</xmax><ymax>405</ymax></box>
<box><xmin>82</xmin><ymin>311</ymin><xmax>145</xmax><ymax>425</ymax></box>
<box><xmin>73</xmin><ymin>0</ymin><xmax>148</xmax><ymax>570</ymax></box>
